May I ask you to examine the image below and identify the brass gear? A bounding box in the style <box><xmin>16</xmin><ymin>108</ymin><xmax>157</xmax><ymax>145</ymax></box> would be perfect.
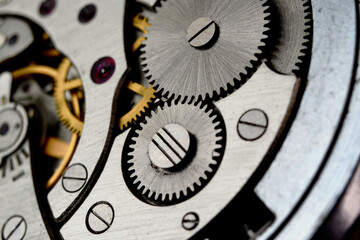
<box><xmin>12</xmin><ymin>58</ymin><xmax>84</xmax><ymax>135</ymax></box>
<box><xmin>11</xmin><ymin>62</ymin><xmax>81</xmax><ymax>189</ymax></box>
<box><xmin>119</xmin><ymin>81</ymin><xmax>156</xmax><ymax>130</ymax></box>
<box><xmin>53</xmin><ymin>58</ymin><xmax>84</xmax><ymax>135</ymax></box>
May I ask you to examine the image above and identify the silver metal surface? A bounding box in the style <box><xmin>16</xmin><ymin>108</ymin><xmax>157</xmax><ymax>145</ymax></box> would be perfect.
<box><xmin>256</xmin><ymin>0</ymin><xmax>357</xmax><ymax>239</ymax></box>
<box><xmin>268</xmin><ymin>0</ymin><xmax>311</xmax><ymax>75</ymax></box>
<box><xmin>127</xmin><ymin>102</ymin><xmax>223</xmax><ymax>201</ymax></box>
<box><xmin>142</xmin><ymin>0</ymin><xmax>270</xmax><ymax>100</ymax></box>
<box><xmin>0</xmin><ymin>72</ymin><xmax>28</xmax><ymax>164</ymax></box>
<box><xmin>278</xmin><ymin>48</ymin><xmax>360</xmax><ymax>239</ymax></box>
<box><xmin>0</xmin><ymin>75</ymin><xmax>47</xmax><ymax>239</ymax></box>
<box><xmin>62</xmin><ymin>164</ymin><xmax>88</xmax><ymax>193</ymax></box>
<box><xmin>148</xmin><ymin>123</ymin><xmax>191</xmax><ymax>170</ymax></box>
<box><xmin>136</xmin><ymin>0</ymin><xmax>158</xmax><ymax>8</ymax></box>
<box><xmin>237</xmin><ymin>109</ymin><xmax>268</xmax><ymax>141</ymax></box>
<box><xmin>0</xmin><ymin>107</ymin><xmax>26</xmax><ymax>152</ymax></box>
<box><xmin>0</xmin><ymin>17</ymin><xmax>33</xmax><ymax>62</ymax></box>
<box><xmin>0</xmin><ymin>71</ymin><xmax>12</xmax><ymax>105</ymax></box>
<box><xmin>2</xmin><ymin>215</ymin><xmax>27</xmax><ymax>240</ymax></box>
<box><xmin>0</xmin><ymin>31</ymin><xmax>6</xmax><ymax>48</ymax></box>
<box><xmin>0</xmin><ymin>141</ymin><xmax>49</xmax><ymax>240</ymax></box>
<box><xmin>60</xmin><ymin>64</ymin><xmax>299</xmax><ymax>239</ymax></box>
<box><xmin>86</xmin><ymin>201</ymin><xmax>115</xmax><ymax>234</ymax></box>
<box><xmin>186</xmin><ymin>17</ymin><xmax>218</xmax><ymax>48</ymax></box>
<box><xmin>0</xmin><ymin>0</ymin><xmax>127</xmax><ymax>219</ymax></box>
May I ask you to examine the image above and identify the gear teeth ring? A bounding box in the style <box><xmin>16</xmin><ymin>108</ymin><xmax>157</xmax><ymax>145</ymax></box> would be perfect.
<box><xmin>122</xmin><ymin>100</ymin><xmax>226</xmax><ymax>205</ymax></box>
<box><xmin>141</xmin><ymin>0</ymin><xmax>271</xmax><ymax>101</ymax></box>
<box><xmin>267</xmin><ymin>0</ymin><xmax>313</xmax><ymax>75</ymax></box>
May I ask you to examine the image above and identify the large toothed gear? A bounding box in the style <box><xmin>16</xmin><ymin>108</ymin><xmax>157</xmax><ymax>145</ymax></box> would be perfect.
<box><xmin>142</xmin><ymin>0</ymin><xmax>270</xmax><ymax>101</ymax></box>
<box><xmin>123</xmin><ymin>101</ymin><xmax>225</xmax><ymax>204</ymax></box>
<box><xmin>268</xmin><ymin>0</ymin><xmax>312</xmax><ymax>75</ymax></box>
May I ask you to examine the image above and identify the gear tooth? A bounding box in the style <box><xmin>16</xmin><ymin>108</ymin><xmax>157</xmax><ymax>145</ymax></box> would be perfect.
<box><xmin>130</xmin><ymin>171</ymin><xmax>137</xmax><ymax>179</ymax></box>
<box><xmin>123</xmin><ymin>101</ymin><xmax>225</xmax><ymax>205</ymax></box>
<box><xmin>154</xmin><ymin>192</ymin><xmax>161</xmax><ymax>201</ymax></box>
<box><xmin>168</xmin><ymin>193</ymin><xmax>173</xmax><ymax>201</ymax></box>
<box><xmin>141</xmin><ymin>0</ymin><xmax>269</xmax><ymax>101</ymax></box>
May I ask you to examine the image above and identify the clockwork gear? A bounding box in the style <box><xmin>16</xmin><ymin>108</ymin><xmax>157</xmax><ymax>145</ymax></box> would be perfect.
<box><xmin>119</xmin><ymin>81</ymin><xmax>156</xmax><ymax>130</ymax></box>
<box><xmin>123</xmin><ymin>100</ymin><xmax>225</xmax><ymax>204</ymax></box>
<box><xmin>267</xmin><ymin>0</ymin><xmax>312</xmax><ymax>75</ymax></box>
<box><xmin>141</xmin><ymin>0</ymin><xmax>270</xmax><ymax>101</ymax></box>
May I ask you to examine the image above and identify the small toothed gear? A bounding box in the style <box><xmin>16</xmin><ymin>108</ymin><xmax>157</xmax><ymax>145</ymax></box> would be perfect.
<box><xmin>268</xmin><ymin>0</ymin><xmax>312</xmax><ymax>75</ymax></box>
<box><xmin>119</xmin><ymin>81</ymin><xmax>156</xmax><ymax>130</ymax></box>
<box><xmin>53</xmin><ymin>58</ymin><xmax>84</xmax><ymax>135</ymax></box>
<box><xmin>123</xmin><ymin>101</ymin><xmax>225</xmax><ymax>204</ymax></box>
<box><xmin>141</xmin><ymin>0</ymin><xmax>270</xmax><ymax>101</ymax></box>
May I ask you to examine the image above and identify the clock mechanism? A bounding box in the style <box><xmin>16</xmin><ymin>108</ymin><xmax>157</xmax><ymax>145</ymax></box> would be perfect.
<box><xmin>0</xmin><ymin>0</ymin><xmax>359</xmax><ymax>240</ymax></box>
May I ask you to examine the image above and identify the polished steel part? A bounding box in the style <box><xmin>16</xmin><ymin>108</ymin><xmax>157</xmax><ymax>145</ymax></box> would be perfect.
<box><xmin>0</xmin><ymin>72</ymin><xmax>48</xmax><ymax>239</ymax></box>
<box><xmin>0</xmin><ymin>73</ymin><xmax>28</xmax><ymax>164</ymax></box>
<box><xmin>126</xmin><ymin>101</ymin><xmax>223</xmax><ymax>201</ymax></box>
<box><xmin>0</xmin><ymin>71</ymin><xmax>11</xmax><ymax>106</ymax></box>
<box><xmin>60</xmin><ymin>64</ymin><xmax>299</xmax><ymax>239</ymax></box>
<box><xmin>148</xmin><ymin>123</ymin><xmax>192</xmax><ymax>170</ymax></box>
<box><xmin>186</xmin><ymin>17</ymin><xmax>218</xmax><ymax>48</ymax></box>
<box><xmin>256</xmin><ymin>1</ymin><xmax>358</xmax><ymax>239</ymax></box>
<box><xmin>0</xmin><ymin>141</ymin><xmax>49</xmax><ymax>240</ymax></box>
<box><xmin>0</xmin><ymin>17</ymin><xmax>33</xmax><ymax>63</ymax></box>
<box><xmin>142</xmin><ymin>0</ymin><xmax>270</xmax><ymax>100</ymax></box>
<box><xmin>268</xmin><ymin>0</ymin><xmax>311</xmax><ymax>75</ymax></box>
<box><xmin>0</xmin><ymin>0</ymin><xmax>128</xmax><ymax>219</ymax></box>
<box><xmin>136</xmin><ymin>0</ymin><xmax>158</xmax><ymax>8</ymax></box>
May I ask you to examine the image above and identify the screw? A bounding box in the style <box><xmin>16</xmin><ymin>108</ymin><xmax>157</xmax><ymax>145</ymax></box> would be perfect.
<box><xmin>1</xmin><ymin>215</ymin><xmax>27</xmax><ymax>240</ymax></box>
<box><xmin>91</xmin><ymin>57</ymin><xmax>116</xmax><ymax>84</ymax></box>
<box><xmin>62</xmin><ymin>163</ymin><xmax>88</xmax><ymax>193</ymax></box>
<box><xmin>237</xmin><ymin>109</ymin><xmax>268</xmax><ymax>141</ymax></box>
<box><xmin>86</xmin><ymin>201</ymin><xmax>115</xmax><ymax>234</ymax></box>
<box><xmin>182</xmin><ymin>212</ymin><xmax>199</xmax><ymax>231</ymax></box>
<box><xmin>148</xmin><ymin>124</ymin><xmax>192</xmax><ymax>170</ymax></box>
<box><xmin>187</xmin><ymin>17</ymin><xmax>219</xmax><ymax>48</ymax></box>
<box><xmin>79</xmin><ymin>4</ymin><xmax>97</xmax><ymax>24</ymax></box>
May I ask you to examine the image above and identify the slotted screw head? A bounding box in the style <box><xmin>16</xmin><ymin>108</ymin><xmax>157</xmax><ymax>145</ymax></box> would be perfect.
<box><xmin>148</xmin><ymin>124</ymin><xmax>192</xmax><ymax>170</ymax></box>
<box><xmin>187</xmin><ymin>17</ymin><xmax>219</xmax><ymax>48</ymax></box>
<box><xmin>238</xmin><ymin>109</ymin><xmax>268</xmax><ymax>141</ymax></box>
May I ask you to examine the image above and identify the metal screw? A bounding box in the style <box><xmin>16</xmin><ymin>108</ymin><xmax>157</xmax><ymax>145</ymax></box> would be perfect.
<box><xmin>86</xmin><ymin>201</ymin><xmax>115</xmax><ymax>234</ymax></box>
<box><xmin>1</xmin><ymin>215</ymin><xmax>27</xmax><ymax>240</ymax></box>
<box><xmin>148</xmin><ymin>124</ymin><xmax>192</xmax><ymax>170</ymax></box>
<box><xmin>237</xmin><ymin>109</ymin><xmax>268</xmax><ymax>141</ymax></box>
<box><xmin>182</xmin><ymin>212</ymin><xmax>199</xmax><ymax>231</ymax></box>
<box><xmin>62</xmin><ymin>163</ymin><xmax>88</xmax><ymax>193</ymax></box>
<box><xmin>187</xmin><ymin>17</ymin><xmax>219</xmax><ymax>48</ymax></box>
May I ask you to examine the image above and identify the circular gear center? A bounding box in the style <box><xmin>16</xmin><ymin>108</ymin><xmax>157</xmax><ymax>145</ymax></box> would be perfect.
<box><xmin>148</xmin><ymin>124</ymin><xmax>192</xmax><ymax>170</ymax></box>
<box><xmin>186</xmin><ymin>17</ymin><xmax>219</xmax><ymax>48</ymax></box>
<box><xmin>0</xmin><ymin>108</ymin><xmax>25</xmax><ymax>152</ymax></box>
